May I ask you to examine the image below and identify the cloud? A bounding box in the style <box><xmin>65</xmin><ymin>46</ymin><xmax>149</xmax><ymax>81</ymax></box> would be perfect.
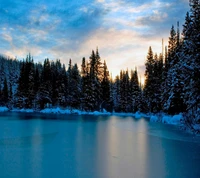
<box><xmin>2</xmin><ymin>33</ymin><xmax>12</xmax><ymax>43</ymax></box>
<box><xmin>119</xmin><ymin>0</ymin><xmax>152</xmax><ymax>6</ymax></box>
<box><xmin>69</xmin><ymin>28</ymin><xmax>164</xmax><ymax>77</ymax></box>
<box><xmin>0</xmin><ymin>0</ymin><xmax>190</xmax><ymax>77</ymax></box>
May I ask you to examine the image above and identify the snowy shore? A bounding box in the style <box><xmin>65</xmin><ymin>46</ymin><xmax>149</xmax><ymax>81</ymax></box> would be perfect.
<box><xmin>0</xmin><ymin>106</ymin><xmax>199</xmax><ymax>133</ymax></box>
<box><xmin>0</xmin><ymin>106</ymin><xmax>145</xmax><ymax>117</ymax></box>
<box><xmin>150</xmin><ymin>113</ymin><xmax>200</xmax><ymax>134</ymax></box>
<box><xmin>0</xmin><ymin>106</ymin><xmax>185</xmax><ymax>124</ymax></box>
<box><xmin>150</xmin><ymin>113</ymin><xmax>183</xmax><ymax>126</ymax></box>
<box><xmin>0</xmin><ymin>106</ymin><xmax>9</xmax><ymax>112</ymax></box>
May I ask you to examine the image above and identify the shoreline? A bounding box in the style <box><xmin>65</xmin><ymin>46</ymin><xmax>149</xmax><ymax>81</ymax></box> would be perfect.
<box><xmin>1</xmin><ymin>106</ymin><xmax>200</xmax><ymax>135</ymax></box>
<box><xmin>0</xmin><ymin>106</ymin><xmax>147</xmax><ymax>118</ymax></box>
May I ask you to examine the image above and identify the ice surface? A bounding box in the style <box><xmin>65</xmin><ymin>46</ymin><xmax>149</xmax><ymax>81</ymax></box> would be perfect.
<box><xmin>0</xmin><ymin>112</ymin><xmax>199</xmax><ymax>178</ymax></box>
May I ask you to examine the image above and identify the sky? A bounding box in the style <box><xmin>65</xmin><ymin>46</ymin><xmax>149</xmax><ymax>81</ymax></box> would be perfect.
<box><xmin>0</xmin><ymin>0</ymin><xmax>189</xmax><ymax>79</ymax></box>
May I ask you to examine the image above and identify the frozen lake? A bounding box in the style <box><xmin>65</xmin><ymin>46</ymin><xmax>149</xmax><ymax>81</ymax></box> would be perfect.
<box><xmin>0</xmin><ymin>112</ymin><xmax>200</xmax><ymax>178</ymax></box>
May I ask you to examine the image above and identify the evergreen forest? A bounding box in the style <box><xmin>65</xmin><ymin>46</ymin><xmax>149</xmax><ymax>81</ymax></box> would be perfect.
<box><xmin>0</xmin><ymin>0</ymin><xmax>199</xmax><ymax>125</ymax></box>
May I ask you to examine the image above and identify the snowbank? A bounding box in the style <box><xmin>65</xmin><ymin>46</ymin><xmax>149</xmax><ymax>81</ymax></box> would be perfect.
<box><xmin>112</xmin><ymin>112</ymin><xmax>134</xmax><ymax>117</ymax></box>
<box><xmin>11</xmin><ymin>108</ymin><xmax>34</xmax><ymax>113</ymax></box>
<box><xmin>40</xmin><ymin>108</ymin><xmax>112</xmax><ymax>115</ymax></box>
<box><xmin>40</xmin><ymin>108</ymin><xmax>72</xmax><ymax>114</ymax></box>
<box><xmin>150</xmin><ymin>113</ymin><xmax>183</xmax><ymax>126</ymax></box>
<box><xmin>40</xmin><ymin>108</ymin><xmax>148</xmax><ymax>117</ymax></box>
<box><xmin>134</xmin><ymin>112</ymin><xmax>148</xmax><ymax>119</ymax></box>
<box><xmin>150</xmin><ymin>115</ymin><xmax>159</xmax><ymax>122</ymax></box>
<box><xmin>88</xmin><ymin>111</ymin><xmax>112</xmax><ymax>115</ymax></box>
<box><xmin>0</xmin><ymin>106</ymin><xmax>147</xmax><ymax>118</ymax></box>
<box><xmin>0</xmin><ymin>106</ymin><xmax>9</xmax><ymax>112</ymax></box>
<box><xmin>192</xmin><ymin>124</ymin><xmax>200</xmax><ymax>131</ymax></box>
<box><xmin>163</xmin><ymin>114</ymin><xmax>183</xmax><ymax>125</ymax></box>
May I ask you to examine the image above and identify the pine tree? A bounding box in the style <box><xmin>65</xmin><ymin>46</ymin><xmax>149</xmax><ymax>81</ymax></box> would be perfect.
<box><xmin>162</xmin><ymin>23</ymin><xmax>186</xmax><ymax>114</ymax></box>
<box><xmin>130</xmin><ymin>68</ymin><xmax>141</xmax><ymax>112</ymax></box>
<box><xmin>101</xmin><ymin>60</ymin><xmax>112</xmax><ymax>111</ymax></box>
<box><xmin>168</xmin><ymin>25</ymin><xmax>177</xmax><ymax>67</ymax></box>
<box><xmin>27</xmin><ymin>55</ymin><xmax>35</xmax><ymax>108</ymax></box>
<box><xmin>144</xmin><ymin>46</ymin><xmax>155</xmax><ymax>112</ymax></box>
<box><xmin>2</xmin><ymin>77</ymin><xmax>8</xmax><ymax>105</ymax></box>
<box><xmin>8</xmin><ymin>82</ymin><xmax>13</xmax><ymax>108</ymax></box>
<box><xmin>113</xmin><ymin>75</ymin><xmax>121</xmax><ymax>112</ymax></box>
<box><xmin>153</xmin><ymin>54</ymin><xmax>163</xmax><ymax>112</ymax></box>
<box><xmin>119</xmin><ymin>70</ymin><xmax>130</xmax><ymax>112</ymax></box>
<box><xmin>81</xmin><ymin>57</ymin><xmax>86</xmax><ymax>77</ymax></box>
<box><xmin>80</xmin><ymin>57</ymin><xmax>87</xmax><ymax>110</ymax></box>
<box><xmin>0</xmin><ymin>83</ymin><xmax>2</xmax><ymax>105</ymax></box>
<box><xmin>15</xmin><ymin>60</ymin><xmax>26</xmax><ymax>108</ymax></box>
<box><xmin>37</xmin><ymin>58</ymin><xmax>52</xmax><ymax>109</ymax></box>
<box><xmin>85</xmin><ymin>49</ymin><xmax>102</xmax><ymax>111</ymax></box>
<box><xmin>34</xmin><ymin>65</ymin><xmax>40</xmax><ymax>95</ymax></box>
<box><xmin>59</xmin><ymin>63</ymin><xmax>67</xmax><ymax>107</ymax></box>
<box><xmin>181</xmin><ymin>0</ymin><xmax>200</xmax><ymax>123</ymax></box>
<box><xmin>15</xmin><ymin>54</ymin><xmax>36</xmax><ymax>108</ymax></box>
<box><xmin>70</xmin><ymin>64</ymin><xmax>81</xmax><ymax>109</ymax></box>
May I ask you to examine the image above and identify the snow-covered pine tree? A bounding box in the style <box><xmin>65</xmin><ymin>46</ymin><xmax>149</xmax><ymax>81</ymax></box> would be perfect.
<box><xmin>83</xmin><ymin>49</ymin><xmax>103</xmax><ymax>111</ymax></box>
<box><xmin>113</xmin><ymin>75</ymin><xmax>121</xmax><ymax>112</ymax></box>
<box><xmin>144</xmin><ymin>46</ymin><xmax>155</xmax><ymax>112</ymax></box>
<box><xmin>70</xmin><ymin>63</ymin><xmax>81</xmax><ymax>109</ymax></box>
<box><xmin>130</xmin><ymin>68</ymin><xmax>141</xmax><ymax>113</ymax></box>
<box><xmin>82</xmin><ymin>61</ymin><xmax>93</xmax><ymax>111</ymax></box>
<box><xmin>50</xmin><ymin>60</ymin><xmax>66</xmax><ymax>107</ymax></box>
<box><xmin>27</xmin><ymin>55</ymin><xmax>35</xmax><ymax>108</ymax></box>
<box><xmin>2</xmin><ymin>77</ymin><xmax>8</xmax><ymax>105</ymax></box>
<box><xmin>152</xmin><ymin>53</ymin><xmax>163</xmax><ymax>112</ymax></box>
<box><xmin>80</xmin><ymin>57</ymin><xmax>87</xmax><ymax>110</ymax></box>
<box><xmin>58</xmin><ymin>63</ymin><xmax>67</xmax><ymax>107</ymax></box>
<box><xmin>36</xmin><ymin>58</ymin><xmax>52</xmax><ymax>109</ymax></box>
<box><xmin>119</xmin><ymin>70</ymin><xmax>130</xmax><ymax>112</ymax></box>
<box><xmin>101</xmin><ymin>60</ymin><xmax>112</xmax><ymax>112</ymax></box>
<box><xmin>162</xmin><ymin>24</ymin><xmax>186</xmax><ymax>114</ymax></box>
<box><xmin>0</xmin><ymin>55</ymin><xmax>20</xmax><ymax>107</ymax></box>
<box><xmin>181</xmin><ymin>0</ymin><xmax>200</xmax><ymax>123</ymax></box>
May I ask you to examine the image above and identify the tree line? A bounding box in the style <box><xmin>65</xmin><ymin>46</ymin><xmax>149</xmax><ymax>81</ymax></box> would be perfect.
<box><xmin>0</xmin><ymin>49</ymin><xmax>142</xmax><ymax>112</ymax></box>
<box><xmin>144</xmin><ymin>0</ymin><xmax>200</xmax><ymax>124</ymax></box>
<box><xmin>0</xmin><ymin>0</ymin><xmax>199</xmax><ymax>123</ymax></box>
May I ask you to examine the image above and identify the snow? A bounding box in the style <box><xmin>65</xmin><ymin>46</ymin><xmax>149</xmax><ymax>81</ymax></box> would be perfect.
<box><xmin>0</xmin><ymin>106</ymin><xmax>185</xmax><ymax>128</ymax></box>
<box><xmin>134</xmin><ymin>112</ymin><xmax>147</xmax><ymax>119</ymax></box>
<box><xmin>40</xmin><ymin>108</ymin><xmax>72</xmax><ymax>114</ymax></box>
<box><xmin>0</xmin><ymin>106</ymin><xmax>136</xmax><ymax>116</ymax></box>
<box><xmin>150</xmin><ymin>113</ymin><xmax>183</xmax><ymax>126</ymax></box>
<box><xmin>163</xmin><ymin>114</ymin><xmax>183</xmax><ymax>125</ymax></box>
<box><xmin>150</xmin><ymin>115</ymin><xmax>160</xmax><ymax>122</ymax></box>
<box><xmin>11</xmin><ymin>108</ymin><xmax>34</xmax><ymax>113</ymax></box>
<box><xmin>7</xmin><ymin>107</ymin><xmax>146</xmax><ymax>118</ymax></box>
<box><xmin>0</xmin><ymin>106</ymin><xmax>9</xmax><ymax>112</ymax></box>
<box><xmin>193</xmin><ymin>124</ymin><xmax>200</xmax><ymax>131</ymax></box>
<box><xmin>40</xmin><ymin>107</ymin><xmax>112</xmax><ymax>115</ymax></box>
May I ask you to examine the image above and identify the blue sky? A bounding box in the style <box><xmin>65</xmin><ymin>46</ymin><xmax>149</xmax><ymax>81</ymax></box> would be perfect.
<box><xmin>0</xmin><ymin>0</ymin><xmax>189</xmax><ymax>78</ymax></box>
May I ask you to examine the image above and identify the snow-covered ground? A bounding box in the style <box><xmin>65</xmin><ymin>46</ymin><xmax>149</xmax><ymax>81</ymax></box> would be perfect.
<box><xmin>0</xmin><ymin>106</ymin><xmax>145</xmax><ymax>117</ymax></box>
<box><xmin>11</xmin><ymin>108</ymin><xmax>34</xmax><ymax>113</ymax></box>
<box><xmin>150</xmin><ymin>113</ymin><xmax>183</xmax><ymax>126</ymax></box>
<box><xmin>40</xmin><ymin>107</ymin><xmax>112</xmax><ymax>115</ymax></box>
<box><xmin>0</xmin><ymin>106</ymin><xmax>199</xmax><ymax>133</ymax></box>
<box><xmin>0</xmin><ymin>107</ymin><xmax>182</xmax><ymax>122</ymax></box>
<box><xmin>150</xmin><ymin>113</ymin><xmax>200</xmax><ymax>134</ymax></box>
<box><xmin>0</xmin><ymin>106</ymin><xmax>9</xmax><ymax>112</ymax></box>
<box><xmin>40</xmin><ymin>108</ymin><xmax>149</xmax><ymax>118</ymax></box>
